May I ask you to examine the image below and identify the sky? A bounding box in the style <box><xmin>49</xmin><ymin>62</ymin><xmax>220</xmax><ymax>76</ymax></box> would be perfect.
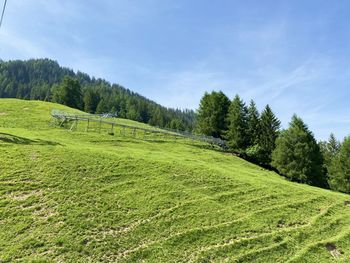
<box><xmin>1</xmin><ymin>0</ymin><xmax>350</xmax><ymax>140</ymax></box>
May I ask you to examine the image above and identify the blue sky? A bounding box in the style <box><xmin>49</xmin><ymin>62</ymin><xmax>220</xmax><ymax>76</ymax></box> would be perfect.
<box><xmin>1</xmin><ymin>0</ymin><xmax>350</xmax><ymax>140</ymax></box>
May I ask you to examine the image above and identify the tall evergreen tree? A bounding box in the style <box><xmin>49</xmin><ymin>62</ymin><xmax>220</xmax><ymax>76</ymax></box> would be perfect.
<box><xmin>95</xmin><ymin>99</ymin><xmax>108</xmax><ymax>114</ymax></box>
<box><xmin>83</xmin><ymin>88</ymin><xmax>99</xmax><ymax>113</ymax></box>
<box><xmin>247</xmin><ymin>100</ymin><xmax>261</xmax><ymax>145</ymax></box>
<box><xmin>226</xmin><ymin>95</ymin><xmax>248</xmax><ymax>152</ymax></box>
<box><xmin>245</xmin><ymin>100</ymin><xmax>264</xmax><ymax>162</ymax></box>
<box><xmin>271</xmin><ymin>115</ymin><xmax>327</xmax><ymax>187</ymax></box>
<box><xmin>259</xmin><ymin>105</ymin><xmax>281</xmax><ymax>164</ymax></box>
<box><xmin>52</xmin><ymin>76</ymin><xmax>82</xmax><ymax>109</ymax></box>
<box><xmin>196</xmin><ymin>91</ymin><xmax>230</xmax><ymax>138</ymax></box>
<box><xmin>328</xmin><ymin>136</ymin><xmax>350</xmax><ymax>193</ymax></box>
<box><xmin>319</xmin><ymin>133</ymin><xmax>341</xmax><ymax>174</ymax></box>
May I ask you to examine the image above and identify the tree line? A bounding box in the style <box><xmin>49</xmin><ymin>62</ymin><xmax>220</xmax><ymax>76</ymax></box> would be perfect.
<box><xmin>1</xmin><ymin>59</ymin><xmax>349</xmax><ymax>194</ymax></box>
<box><xmin>0</xmin><ymin>59</ymin><xmax>195</xmax><ymax>131</ymax></box>
<box><xmin>196</xmin><ymin>91</ymin><xmax>350</xmax><ymax>192</ymax></box>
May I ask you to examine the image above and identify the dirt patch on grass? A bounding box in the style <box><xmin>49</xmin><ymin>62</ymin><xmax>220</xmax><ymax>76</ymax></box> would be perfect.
<box><xmin>0</xmin><ymin>112</ymin><xmax>7</xmax><ymax>116</ymax></box>
<box><xmin>325</xmin><ymin>243</ymin><xmax>342</xmax><ymax>258</ymax></box>
<box><xmin>29</xmin><ymin>151</ymin><xmax>40</xmax><ymax>161</ymax></box>
<box><xmin>33</xmin><ymin>206</ymin><xmax>57</xmax><ymax>219</ymax></box>
<box><xmin>9</xmin><ymin>189</ymin><xmax>43</xmax><ymax>201</ymax></box>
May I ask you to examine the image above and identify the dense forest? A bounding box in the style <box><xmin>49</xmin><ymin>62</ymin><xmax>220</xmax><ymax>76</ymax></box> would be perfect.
<box><xmin>196</xmin><ymin>91</ymin><xmax>350</xmax><ymax>193</ymax></box>
<box><xmin>0</xmin><ymin>59</ymin><xmax>196</xmax><ymax>131</ymax></box>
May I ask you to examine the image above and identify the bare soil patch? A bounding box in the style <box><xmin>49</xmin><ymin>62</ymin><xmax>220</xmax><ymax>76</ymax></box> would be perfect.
<box><xmin>325</xmin><ymin>243</ymin><xmax>342</xmax><ymax>259</ymax></box>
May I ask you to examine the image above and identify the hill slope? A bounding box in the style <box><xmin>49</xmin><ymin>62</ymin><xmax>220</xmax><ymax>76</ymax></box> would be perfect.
<box><xmin>1</xmin><ymin>99</ymin><xmax>350</xmax><ymax>262</ymax></box>
<box><xmin>0</xmin><ymin>59</ymin><xmax>196</xmax><ymax>130</ymax></box>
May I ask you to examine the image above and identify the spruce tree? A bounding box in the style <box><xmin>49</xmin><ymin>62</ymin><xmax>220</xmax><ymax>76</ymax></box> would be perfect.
<box><xmin>319</xmin><ymin>133</ymin><xmax>341</xmax><ymax>173</ymax></box>
<box><xmin>328</xmin><ymin>136</ymin><xmax>350</xmax><ymax>193</ymax></box>
<box><xmin>83</xmin><ymin>88</ymin><xmax>99</xmax><ymax>113</ymax></box>
<box><xmin>196</xmin><ymin>91</ymin><xmax>230</xmax><ymax>138</ymax></box>
<box><xmin>245</xmin><ymin>100</ymin><xmax>263</xmax><ymax>162</ymax></box>
<box><xmin>226</xmin><ymin>95</ymin><xmax>248</xmax><ymax>152</ymax></box>
<box><xmin>271</xmin><ymin>115</ymin><xmax>326</xmax><ymax>187</ymax></box>
<box><xmin>247</xmin><ymin>100</ymin><xmax>261</xmax><ymax>145</ymax></box>
<box><xmin>96</xmin><ymin>99</ymin><xmax>108</xmax><ymax>114</ymax></box>
<box><xmin>52</xmin><ymin>76</ymin><xmax>82</xmax><ymax>109</ymax></box>
<box><xmin>259</xmin><ymin>105</ymin><xmax>280</xmax><ymax>164</ymax></box>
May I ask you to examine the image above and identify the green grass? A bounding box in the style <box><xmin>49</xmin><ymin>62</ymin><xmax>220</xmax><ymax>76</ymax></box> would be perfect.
<box><xmin>1</xmin><ymin>98</ymin><xmax>350</xmax><ymax>262</ymax></box>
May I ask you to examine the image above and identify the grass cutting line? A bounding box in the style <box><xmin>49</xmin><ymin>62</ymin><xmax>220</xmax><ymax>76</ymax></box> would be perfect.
<box><xmin>116</xmin><ymin>196</ymin><xmax>322</xmax><ymax>261</ymax></box>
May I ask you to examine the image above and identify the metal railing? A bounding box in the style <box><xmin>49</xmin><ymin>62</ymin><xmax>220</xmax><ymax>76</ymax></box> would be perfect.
<box><xmin>51</xmin><ymin>109</ymin><xmax>227</xmax><ymax>148</ymax></box>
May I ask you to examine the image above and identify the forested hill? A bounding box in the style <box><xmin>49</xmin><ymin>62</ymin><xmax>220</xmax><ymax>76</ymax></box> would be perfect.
<box><xmin>0</xmin><ymin>58</ymin><xmax>195</xmax><ymax>130</ymax></box>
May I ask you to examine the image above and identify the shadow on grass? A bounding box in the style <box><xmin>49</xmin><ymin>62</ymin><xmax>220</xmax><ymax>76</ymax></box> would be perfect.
<box><xmin>0</xmin><ymin>133</ymin><xmax>62</xmax><ymax>146</ymax></box>
<box><xmin>191</xmin><ymin>143</ymin><xmax>226</xmax><ymax>153</ymax></box>
<box><xmin>144</xmin><ymin>139</ymin><xmax>169</xmax><ymax>143</ymax></box>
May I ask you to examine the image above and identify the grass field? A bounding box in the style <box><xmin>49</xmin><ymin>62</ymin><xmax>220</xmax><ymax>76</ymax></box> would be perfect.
<box><xmin>1</xmin><ymin>99</ymin><xmax>350</xmax><ymax>262</ymax></box>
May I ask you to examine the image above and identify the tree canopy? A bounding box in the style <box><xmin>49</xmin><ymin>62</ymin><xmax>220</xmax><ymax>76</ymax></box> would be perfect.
<box><xmin>226</xmin><ymin>95</ymin><xmax>249</xmax><ymax>152</ymax></box>
<box><xmin>328</xmin><ymin>136</ymin><xmax>350</xmax><ymax>193</ymax></box>
<box><xmin>196</xmin><ymin>91</ymin><xmax>230</xmax><ymax>138</ymax></box>
<box><xmin>272</xmin><ymin>115</ymin><xmax>326</xmax><ymax>187</ymax></box>
<box><xmin>52</xmin><ymin>76</ymin><xmax>82</xmax><ymax>110</ymax></box>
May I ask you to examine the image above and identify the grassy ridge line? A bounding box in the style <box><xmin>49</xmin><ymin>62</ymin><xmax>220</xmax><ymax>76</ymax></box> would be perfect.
<box><xmin>0</xmin><ymin>98</ymin><xmax>158</xmax><ymax>130</ymax></box>
<box><xmin>1</xmin><ymin>99</ymin><xmax>350</xmax><ymax>262</ymax></box>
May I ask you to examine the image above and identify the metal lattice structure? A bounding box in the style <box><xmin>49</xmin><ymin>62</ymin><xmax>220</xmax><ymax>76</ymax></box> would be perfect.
<box><xmin>51</xmin><ymin>109</ymin><xmax>227</xmax><ymax>148</ymax></box>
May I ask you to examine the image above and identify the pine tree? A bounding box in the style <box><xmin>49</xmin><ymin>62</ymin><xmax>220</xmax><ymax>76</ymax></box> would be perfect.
<box><xmin>271</xmin><ymin>115</ymin><xmax>326</xmax><ymax>187</ymax></box>
<box><xmin>83</xmin><ymin>88</ymin><xmax>99</xmax><ymax>113</ymax></box>
<box><xmin>245</xmin><ymin>100</ymin><xmax>264</xmax><ymax>162</ymax></box>
<box><xmin>328</xmin><ymin>136</ymin><xmax>350</xmax><ymax>193</ymax></box>
<box><xmin>319</xmin><ymin>133</ymin><xmax>341</xmax><ymax>174</ymax></box>
<box><xmin>196</xmin><ymin>91</ymin><xmax>230</xmax><ymax>138</ymax></box>
<box><xmin>52</xmin><ymin>76</ymin><xmax>82</xmax><ymax>109</ymax></box>
<box><xmin>328</xmin><ymin>133</ymin><xmax>341</xmax><ymax>157</ymax></box>
<box><xmin>226</xmin><ymin>95</ymin><xmax>248</xmax><ymax>152</ymax></box>
<box><xmin>247</xmin><ymin>100</ymin><xmax>260</xmax><ymax>145</ymax></box>
<box><xmin>96</xmin><ymin>99</ymin><xmax>108</xmax><ymax>114</ymax></box>
<box><xmin>259</xmin><ymin>105</ymin><xmax>281</xmax><ymax>164</ymax></box>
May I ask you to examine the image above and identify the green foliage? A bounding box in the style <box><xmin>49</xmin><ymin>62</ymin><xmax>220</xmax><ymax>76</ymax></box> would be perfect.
<box><xmin>245</xmin><ymin>144</ymin><xmax>265</xmax><ymax>162</ymax></box>
<box><xmin>259</xmin><ymin>105</ymin><xmax>281</xmax><ymax>164</ymax></box>
<box><xmin>226</xmin><ymin>95</ymin><xmax>248</xmax><ymax>152</ymax></box>
<box><xmin>169</xmin><ymin>118</ymin><xmax>185</xmax><ymax>131</ymax></box>
<box><xmin>247</xmin><ymin>100</ymin><xmax>261</xmax><ymax>145</ymax></box>
<box><xmin>95</xmin><ymin>99</ymin><xmax>108</xmax><ymax>114</ymax></box>
<box><xmin>328</xmin><ymin>136</ymin><xmax>350</xmax><ymax>193</ymax></box>
<box><xmin>83</xmin><ymin>88</ymin><xmax>100</xmax><ymax>113</ymax></box>
<box><xmin>319</xmin><ymin>133</ymin><xmax>341</xmax><ymax>171</ymax></box>
<box><xmin>272</xmin><ymin>115</ymin><xmax>327</xmax><ymax>187</ymax></box>
<box><xmin>52</xmin><ymin>76</ymin><xmax>82</xmax><ymax>109</ymax></box>
<box><xmin>196</xmin><ymin>91</ymin><xmax>230</xmax><ymax>138</ymax></box>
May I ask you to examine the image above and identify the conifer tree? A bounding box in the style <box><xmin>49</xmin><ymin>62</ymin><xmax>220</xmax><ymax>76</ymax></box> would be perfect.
<box><xmin>226</xmin><ymin>95</ymin><xmax>248</xmax><ymax>152</ymax></box>
<box><xmin>259</xmin><ymin>105</ymin><xmax>280</xmax><ymax>164</ymax></box>
<box><xmin>319</xmin><ymin>133</ymin><xmax>341</xmax><ymax>173</ymax></box>
<box><xmin>196</xmin><ymin>91</ymin><xmax>230</xmax><ymax>138</ymax></box>
<box><xmin>96</xmin><ymin>99</ymin><xmax>108</xmax><ymax>114</ymax></box>
<box><xmin>328</xmin><ymin>136</ymin><xmax>350</xmax><ymax>193</ymax></box>
<box><xmin>52</xmin><ymin>76</ymin><xmax>82</xmax><ymax>110</ymax></box>
<box><xmin>271</xmin><ymin>115</ymin><xmax>326</xmax><ymax>187</ymax></box>
<box><xmin>245</xmin><ymin>100</ymin><xmax>264</xmax><ymax>162</ymax></box>
<box><xmin>247</xmin><ymin>99</ymin><xmax>261</xmax><ymax>145</ymax></box>
<box><xmin>83</xmin><ymin>88</ymin><xmax>99</xmax><ymax>113</ymax></box>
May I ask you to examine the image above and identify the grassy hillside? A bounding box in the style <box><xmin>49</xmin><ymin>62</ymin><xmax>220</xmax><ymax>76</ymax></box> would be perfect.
<box><xmin>1</xmin><ymin>99</ymin><xmax>350</xmax><ymax>262</ymax></box>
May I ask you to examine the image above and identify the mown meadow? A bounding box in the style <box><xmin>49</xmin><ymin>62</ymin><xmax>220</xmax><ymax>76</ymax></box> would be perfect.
<box><xmin>1</xmin><ymin>99</ymin><xmax>350</xmax><ymax>262</ymax></box>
